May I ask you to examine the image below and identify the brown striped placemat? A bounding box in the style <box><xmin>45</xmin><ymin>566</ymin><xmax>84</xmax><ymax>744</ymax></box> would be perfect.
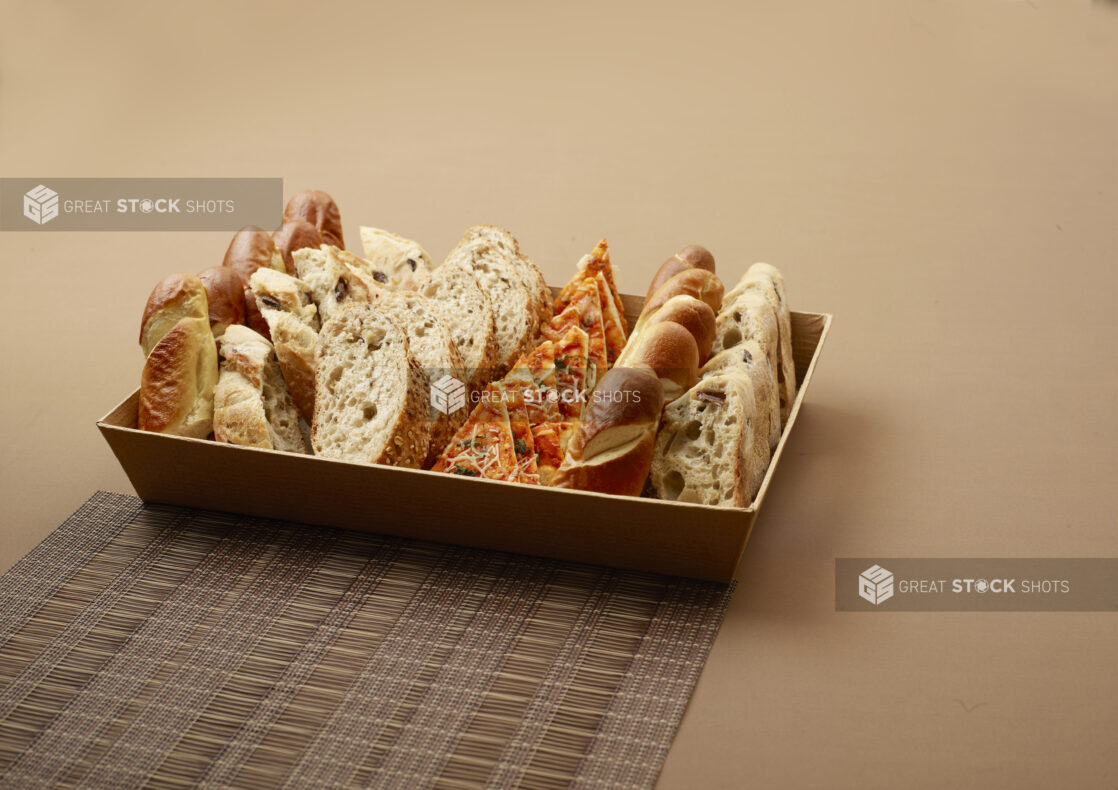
<box><xmin>0</xmin><ymin>491</ymin><xmax>733</xmax><ymax>789</ymax></box>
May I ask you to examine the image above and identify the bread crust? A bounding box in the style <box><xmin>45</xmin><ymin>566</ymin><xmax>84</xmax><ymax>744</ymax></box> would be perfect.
<box><xmin>624</xmin><ymin>321</ymin><xmax>699</xmax><ymax>403</ymax></box>
<box><xmin>222</xmin><ymin>226</ymin><xmax>284</xmax><ymax>282</ymax></box>
<box><xmin>138</xmin><ymin>316</ymin><xmax>218</xmax><ymax>438</ymax></box>
<box><xmin>644</xmin><ymin>245</ymin><xmax>717</xmax><ymax>302</ymax></box>
<box><xmin>283</xmin><ymin>190</ymin><xmax>344</xmax><ymax>248</ymax></box>
<box><xmin>551</xmin><ymin>367</ymin><xmax>664</xmax><ymax>496</ymax></box>
<box><xmin>140</xmin><ymin>273</ymin><xmax>209</xmax><ymax>356</ymax></box>
<box><xmin>647</xmin><ymin>295</ymin><xmax>717</xmax><ymax>362</ymax></box>
<box><xmin>196</xmin><ymin>267</ymin><xmax>246</xmax><ymax>338</ymax></box>
<box><xmin>273</xmin><ymin>219</ymin><xmax>323</xmax><ymax>275</ymax></box>
<box><xmin>419</xmin><ymin>264</ymin><xmax>501</xmax><ymax>389</ymax></box>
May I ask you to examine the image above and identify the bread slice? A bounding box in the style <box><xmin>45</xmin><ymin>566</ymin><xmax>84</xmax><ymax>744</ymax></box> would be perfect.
<box><xmin>711</xmin><ymin>290</ymin><xmax>786</xmax><ymax>420</ymax></box>
<box><xmin>292</xmin><ymin>245</ymin><xmax>376</xmax><ymax>323</ymax></box>
<box><xmin>723</xmin><ymin>263</ymin><xmax>796</xmax><ymax>422</ymax></box>
<box><xmin>459</xmin><ymin>225</ymin><xmax>551</xmax><ymax>326</ymax></box>
<box><xmin>444</xmin><ymin>226</ymin><xmax>540</xmax><ymax>373</ymax></box>
<box><xmin>418</xmin><ymin>264</ymin><xmax>500</xmax><ymax>388</ymax></box>
<box><xmin>249</xmin><ymin>268</ymin><xmax>319</xmax><ymax>421</ymax></box>
<box><xmin>358</xmin><ymin>226</ymin><xmax>434</xmax><ymax>291</ymax></box>
<box><xmin>214</xmin><ymin>325</ymin><xmax>306</xmax><ymax>453</ymax></box>
<box><xmin>650</xmin><ymin>373</ymin><xmax>767</xmax><ymax>508</ymax></box>
<box><xmin>311</xmin><ymin>305</ymin><xmax>430</xmax><ymax>468</ymax></box>
<box><xmin>375</xmin><ymin>291</ymin><xmax>469</xmax><ymax>468</ymax></box>
<box><xmin>701</xmin><ymin>340</ymin><xmax>781</xmax><ymax>450</ymax></box>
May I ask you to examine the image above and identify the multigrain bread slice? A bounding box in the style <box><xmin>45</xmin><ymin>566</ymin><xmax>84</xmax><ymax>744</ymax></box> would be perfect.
<box><xmin>375</xmin><ymin>291</ymin><xmax>469</xmax><ymax>468</ymax></box>
<box><xmin>723</xmin><ymin>263</ymin><xmax>796</xmax><ymax>423</ymax></box>
<box><xmin>459</xmin><ymin>225</ymin><xmax>551</xmax><ymax>327</ymax></box>
<box><xmin>358</xmin><ymin>226</ymin><xmax>434</xmax><ymax>290</ymax></box>
<box><xmin>292</xmin><ymin>245</ymin><xmax>376</xmax><ymax>323</ymax></box>
<box><xmin>650</xmin><ymin>373</ymin><xmax>767</xmax><ymax>508</ymax></box>
<box><xmin>311</xmin><ymin>305</ymin><xmax>430</xmax><ymax>468</ymax></box>
<box><xmin>701</xmin><ymin>340</ymin><xmax>781</xmax><ymax>450</ymax></box>
<box><xmin>419</xmin><ymin>264</ymin><xmax>500</xmax><ymax>388</ymax></box>
<box><xmin>249</xmin><ymin>268</ymin><xmax>319</xmax><ymax>421</ymax></box>
<box><xmin>213</xmin><ymin>325</ymin><xmax>306</xmax><ymax>453</ymax></box>
<box><xmin>444</xmin><ymin>225</ymin><xmax>542</xmax><ymax>373</ymax></box>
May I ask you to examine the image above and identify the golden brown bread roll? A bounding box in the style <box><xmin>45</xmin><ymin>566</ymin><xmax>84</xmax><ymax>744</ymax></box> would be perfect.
<box><xmin>644</xmin><ymin>244</ymin><xmax>717</xmax><ymax>302</ymax></box>
<box><xmin>622</xmin><ymin>321</ymin><xmax>700</xmax><ymax>403</ymax></box>
<box><xmin>273</xmin><ymin>219</ymin><xmax>323</xmax><ymax>275</ymax></box>
<box><xmin>140</xmin><ymin>273</ymin><xmax>210</xmax><ymax>356</ymax></box>
<box><xmin>196</xmin><ymin>267</ymin><xmax>246</xmax><ymax>338</ymax></box>
<box><xmin>647</xmin><ymin>294</ymin><xmax>717</xmax><ymax>361</ymax></box>
<box><xmin>283</xmin><ymin>190</ymin><xmax>344</xmax><ymax>248</ymax></box>
<box><xmin>644</xmin><ymin>268</ymin><xmax>724</xmax><ymax>317</ymax></box>
<box><xmin>138</xmin><ymin>273</ymin><xmax>218</xmax><ymax>438</ymax></box>
<box><xmin>222</xmin><ymin>226</ymin><xmax>284</xmax><ymax>282</ymax></box>
<box><xmin>550</xmin><ymin>367</ymin><xmax>665</xmax><ymax>496</ymax></box>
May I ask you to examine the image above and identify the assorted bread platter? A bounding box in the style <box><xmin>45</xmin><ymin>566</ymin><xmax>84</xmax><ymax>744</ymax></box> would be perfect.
<box><xmin>131</xmin><ymin>189</ymin><xmax>812</xmax><ymax>510</ymax></box>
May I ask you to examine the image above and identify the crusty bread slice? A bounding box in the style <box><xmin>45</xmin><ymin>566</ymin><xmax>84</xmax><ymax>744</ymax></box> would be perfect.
<box><xmin>723</xmin><ymin>263</ymin><xmax>796</xmax><ymax>423</ymax></box>
<box><xmin>459</xmin><ymin>225</ymin><xmax>550</xmax><ymax>326</ymax></box>
<box><xmin>249</xmin><ymin>268</ymin><xmax>320</xmax><ymax>421</ymax></box>
<box><xmin>311</xmin><ymin>305</ymin><xmax>431</xmax><ymax>468</ymax></box>
<box><xmin>701</xmin><ymin>340</ymin><xmax>781</xmax><ymax>450</ymax></box>
<box><xmin>711</xmin><ymin>290</ymin><xmax>787</xmax><ymax>421</ymax></box>
<box><xmin>650</xmin><ymin>373</ymin><xmax>767</xmax><ymax>508</ymax></box>
<box><xmin>214</xmin><ymin>325</ymin><xmax>305</xmax><ymax>453</ymax></box>
<box><xmin>358</xmin><ymin>226</ymin><xmax>434</xmax><ymax>291</ymax></box>
<box><xmin>292</xmin><ymin>245</ymin><xmax>375</xmax><ymax>323</ymax></box>
<box><xmin>444</xmin><ymin>226</ymin><xmax>540</xmax><ymax>373</ymax></box>
<box><xmin>375</xmin><ymin>291</ymin><xmax>469</xmax><ymax>468</ymax></box>
<box><xmin>418</xmin><ymin>264</ymin><xmax>500</xmax><ymax>388</ymax></box>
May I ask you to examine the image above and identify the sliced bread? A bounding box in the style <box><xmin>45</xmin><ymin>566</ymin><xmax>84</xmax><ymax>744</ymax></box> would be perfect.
<box><xmin>701</xmin><ymin>340</ymin><xmax>781</xmax><ymax>450</ymax></box>
<box><xmin>213</xmin><ymin>325</ymin><xmax>306</xmax><ymax>453</ymax></box>
<box><xmin>650</xmin><ymin>373</ymin><xmax>767</xmax><ymax>508</ymax></box>
<box><xmin>292</xmin><ymin>245</ymin><xmax>376</xmax><ymax>323</ymax></box>
<box><xmin>444</xmin><ymin>225</ymin><xmax>541</xmax><ymax>372</ymax></box>
<box><xmin>311</xmin><ymin>305</ymin><xmax>430</xmax><ymax>468</ymax></box>
<box><xmin>358</xmin><ymin>226</ymin><xmax>434</xmax><ymax>290</ymax></box>
<box><xmin>418</xmin><ymin>263</ymin><xmax>500</xmax><ymax>388</ymax></box>
<box><xmin>249</xmin><ymin>268</ymin><xmax>319</xmax><ymax>421</ymax></box>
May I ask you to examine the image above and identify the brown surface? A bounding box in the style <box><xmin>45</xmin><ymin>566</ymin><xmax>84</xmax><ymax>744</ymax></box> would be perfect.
<box><xmin>1</xmin><ymin>1</ymin><xmax>1116</xmax><ymax>787</ymax></box>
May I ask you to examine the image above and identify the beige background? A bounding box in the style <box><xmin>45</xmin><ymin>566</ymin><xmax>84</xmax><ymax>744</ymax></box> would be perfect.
<box><xmin>2</xmin><ymin>1</ymin><xmax>1116</xmax><ymax>787</ymax></box>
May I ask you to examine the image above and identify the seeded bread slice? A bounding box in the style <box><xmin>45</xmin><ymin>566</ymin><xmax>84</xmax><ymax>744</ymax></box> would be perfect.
<box><xmin>419</xmin><ymin>264</ymin><xmax>500</xmax><ymax>388</ymax></box>
<box><xmin>376</xmin><ymin>291</ymin><xmax>469</xmax><ymax>468</ymax></box>
<box><xmin>444</xmin><ymin>226</ymin><xmax>540</xmax><ymax>373</ymax></box>
<box><xmin>213</xmin><ymin>325</ymin><xmax>306</xmax><ymax>453</ymax></box>
<box><xmin>311</xmin><ymin>305</ymin><xmax>431</xmax><ymax>468</ymax></box>
<box><xmin>292</xmin><ymin>245</ymin><xmax>377</xmax><ymax>323</ymax></box>
<box><xmin>358</xmin><ymin>226</ymin><xmax>434</xmax><ymax>291</ymax></box>
<box><xmin>459</xmin><ymin>225</ymin><xmax>551</xmax><ymax>326</ymax></box>
<box><xmin>701</xmin><ymin>340</ymin><xmax>781</xmax><ymax>450</ymax></box>
<box><xmin>650</xmin><ymin>374</ymin><xmax>767</xmax><ymax>508</ymax></box>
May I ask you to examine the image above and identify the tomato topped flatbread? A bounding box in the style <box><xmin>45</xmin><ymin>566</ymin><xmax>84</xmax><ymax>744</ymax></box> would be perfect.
<box><xmin>545</xmin><ymin>278</ymin><xmax>607</xmax><ymax>389</ymax></box>
<box><xmin>499</xmin><ymin>379</ymin><xmax>540</xmax><ymax>484</ymax></box>
<box><xmin>551</xmin><ymin>325</ymin><xmax>590</xmax><ymax>420</ymax></box>
<box><xmin>554</xmin><ymin>239</ymin><xmax>626</xmax><ymax>334</ymax></box>
<box><xmin>595</xmin><ymin>270</ymin><xmax>627</xmax><ymax>364</ymax></box>
<box><xmin>431</xmin><ymin>388</ymin><xmax>518</xmax><ymax>481</ymax></box>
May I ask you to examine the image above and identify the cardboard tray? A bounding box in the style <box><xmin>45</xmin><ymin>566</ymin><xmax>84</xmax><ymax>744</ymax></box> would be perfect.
<box><xmin>98</xmin><ymin>292</ymin><xmax>831</xmax><ymax>583</ymax></box>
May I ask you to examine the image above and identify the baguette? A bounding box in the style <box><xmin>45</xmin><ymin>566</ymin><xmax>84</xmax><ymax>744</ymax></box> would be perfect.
<box><xmin>213</xmin><ymin>325</ymin><xmax>306</xmax><ymax>453</ymax></box>
<box><xmin>312</xmin><ymin>305</ymin><xmax>430</xmax><ymax>468</ymax></box>
<box><xmin>550</xmin><ymin>367</ymin><xmax>664</xmax><ymax>496</ymax></box>
<box><xmin>711</xmin><ymin>289</ymin><xmax>789</xmax><ymax>421</ymax></box>
<box><xmin>724</xmin><ymin>263</ymin><xmax>796</xmax><ymax>422</ymax></box>
<box><xmin>138</xmin><ymin>273</ymin><xmax>218</xmax><ymax>438</ymax></box>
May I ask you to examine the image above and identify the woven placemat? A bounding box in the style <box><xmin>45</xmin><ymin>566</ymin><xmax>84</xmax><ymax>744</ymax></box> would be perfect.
<box><xmin>0</xmin><ymin>491</ymin><xmax>733</xmax><ymax>789</ymax></box>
